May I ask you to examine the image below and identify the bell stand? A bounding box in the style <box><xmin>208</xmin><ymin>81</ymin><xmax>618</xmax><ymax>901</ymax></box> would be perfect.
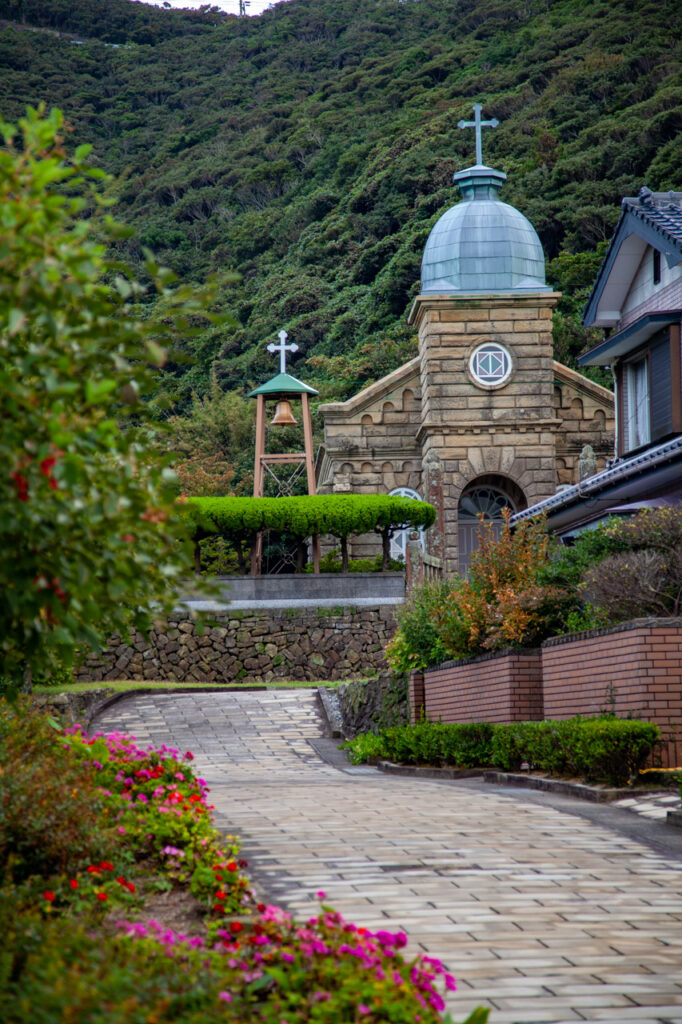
<box><xmin>249</xmin><ymin>332</ymin><xmax>321</xmax><ymax>575</ymax></box>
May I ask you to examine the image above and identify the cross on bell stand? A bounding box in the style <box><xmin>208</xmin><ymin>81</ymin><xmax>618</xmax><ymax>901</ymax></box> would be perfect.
<box><xmin>248</xmin><ymin>330</ymin><xmax>321</xmax><ymax>574</ymax></box>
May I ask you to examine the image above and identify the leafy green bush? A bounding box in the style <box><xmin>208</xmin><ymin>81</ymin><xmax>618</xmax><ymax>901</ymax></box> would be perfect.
<box><xmin>347</xmin><ymin>716</ymin><xmax>660</xmax><ymax>786</ymax></box>
<box><xmin>581</xmin><ymin>507</ymin><xmax>682</xmax><ymax>621</ymax></box>
<box><xmin>0</xmin><ymin>705</ymin><xmax>114</xmax><ymax>882</ymax></box>
<box><xmin>183</xmin><ymin>494</ymin><xmax>436</xmax><ymax>572</ymax></box>
<box><xmin>0</xmin><ymin>703</ymin><xmax>488</xmax><ymax>1024</ymax></box>
<box><xmin>305</xmin><ymin>550</ymin><xmax>405</xmax><ymax>573</ymax></box>
<box><xmin>346</xmin><ymin>721</ymin><xmax>495</xmax><ymax>769</ymax></box>
<box><xmin>0</xmin><ymin>109</ymin><xmax>217</xmax><ymax>692</ymax></box>
<box><xmin>385</xmin><ymin>578</ymin><xmax>452</xmax><ymax>674</ymax></box>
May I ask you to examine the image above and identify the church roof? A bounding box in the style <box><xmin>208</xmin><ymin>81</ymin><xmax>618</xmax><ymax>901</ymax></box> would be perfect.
<box><xmin>583</xmin><ymin>189</ymin><xmax>682</xmax><ymax>330</ymax></box>
<box><xmin>249</xmin><ymin>372</ymin><xmax>318</xmax><ymax>398</ymax></box>
<box><xmin>421</xmin><ymin>164</ymin><xmax>550</xmax><ymax>295</ymax></box>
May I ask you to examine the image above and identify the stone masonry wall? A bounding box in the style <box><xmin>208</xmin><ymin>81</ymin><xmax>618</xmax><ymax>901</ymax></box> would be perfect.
<box><xmin>76</xmin><ymin>606</ymin><xmax>398</xmax><ymax>685</ymax></box>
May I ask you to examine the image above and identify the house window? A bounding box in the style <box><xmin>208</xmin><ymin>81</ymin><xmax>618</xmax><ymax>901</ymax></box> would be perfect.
<box><xmin>469</xmin><ymin>343</ymin><xmax>512</xmax><ymax>387</ymax></box>
<box><xmin>653</xmin><ymin>249</ymin><xmax>661</xmax><ymax>286</ymax></box>
<box><xmin>626</xmin><ymin>356</ymin><xmax>650</xmax><ymax>450</ymax></box>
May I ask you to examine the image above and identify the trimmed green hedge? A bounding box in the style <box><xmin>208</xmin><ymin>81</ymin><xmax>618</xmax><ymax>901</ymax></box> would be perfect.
<box><xmin>181</xmin><ymin>494</ymin><xmax>436</xmax><ymax>571</ymax></box>
<box><xmin>344</xmin><ymin>717</ymin><xmax>660</xmax><ymax>787</ymax></box>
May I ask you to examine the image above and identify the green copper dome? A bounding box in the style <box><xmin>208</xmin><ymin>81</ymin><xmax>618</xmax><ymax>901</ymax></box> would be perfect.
<box><xmin>421</xmin><ymin>165</ymin><xmax>550</xmax><ymax>294</ymax></box>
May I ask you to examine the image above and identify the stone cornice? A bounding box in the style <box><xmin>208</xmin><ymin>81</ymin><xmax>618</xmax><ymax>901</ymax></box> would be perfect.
<box><xmin>317</xmin><ymin>357</ymin><xmax>420</xmax><ymax>419</ymax></box>
<box><xmin>416</xmin><ymin>417</ymin><xmax>560</xmax><ymax>442</ymax></box>
<box><xmin>408</xmin><ymin>291</ymin><xmax>561</xmax><ymax>326</ymax></box>
<box><xmin>553</xmin><ymin>360</ymin><xmax>614</xmax><ymax>404</ymax></box>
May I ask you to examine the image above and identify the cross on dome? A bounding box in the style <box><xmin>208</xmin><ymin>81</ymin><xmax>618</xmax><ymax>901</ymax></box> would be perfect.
<box><xmin>267</xmin><ymin>329</ymin><xmax>299</xmax><ymax>374</ymax></box>
<box><xmin>457</xmin><ymin>103</ymin><xmax>499</xmax><ymax>166</ymax></box>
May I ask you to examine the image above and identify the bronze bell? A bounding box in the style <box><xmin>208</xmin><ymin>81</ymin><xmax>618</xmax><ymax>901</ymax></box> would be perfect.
<box><xmin>270</xmin><ymin>399</ymin><xmax>297</xmax><ymax>426</ymax></box>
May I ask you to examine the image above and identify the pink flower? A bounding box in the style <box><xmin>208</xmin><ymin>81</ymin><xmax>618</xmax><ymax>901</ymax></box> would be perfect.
<box><xmin>316</xmin><ymin>890</ymin><xmax>326</xmax><ymax>900</ymax></box>
<box><xmin>358</xmin><ymin>1006</ymin><xmax>371</xmax><ymax>1015</ymax></box>
<box><xmin>280</xmin><ymin>952</ymin><xmax>295</xmax><ymax>963</ymax></box>
<box><xmin>218</xmin><ymin>992</ymin><xmax>232</xmax><ymax>1003</ymax></box>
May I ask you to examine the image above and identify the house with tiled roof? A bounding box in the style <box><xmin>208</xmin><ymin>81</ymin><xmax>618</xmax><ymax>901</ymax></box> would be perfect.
<box><xmin>514</xmin><ymin>188</ymin><xmax>682</xmax><ymax>536</ymax></box>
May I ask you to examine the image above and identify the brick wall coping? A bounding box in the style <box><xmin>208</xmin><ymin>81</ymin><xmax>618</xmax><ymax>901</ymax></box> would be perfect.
<box><xmin>541</xmin><ymin>617</ymin><xmax>682</xmax><ymax>649</ymax></box>
<box><xmin>425</xmin><ymin>645</ymin><xmax>541</xmax><ymax>674</ymax></box>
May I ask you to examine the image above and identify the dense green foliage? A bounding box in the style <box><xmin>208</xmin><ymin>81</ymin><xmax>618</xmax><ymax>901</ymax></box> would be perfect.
<box><xmin>387</xmin><ymin>513</ymin><xmax>581</xmax><ymax>672</ymax></box>
<box><xmin>184</xmin><ymin>493</ymin><xmax>436</xmax><ymax>570</ymax></box>
<box><xmin>1</xmin><ymin>703</ymin><xmax>484</xmax><ymax>1024</ymax></box>
<box><xmin>344</xmin><ymin>716</ymin><xmax>661</xmax><ymax>786</ymax></box>
<box><xmin>386</xmin><ymin>507</ymin><xmax>682</xmax><ymax>675</ymax></box>
<box><xmin>1</xmin><ymin>0</ymin><xmax>680</xmax><ymax>409</ymax></box>
<box><xmin>0</xmin><ymin>109</ymin><xmax>222</xmax><ymax>692</ymax></box>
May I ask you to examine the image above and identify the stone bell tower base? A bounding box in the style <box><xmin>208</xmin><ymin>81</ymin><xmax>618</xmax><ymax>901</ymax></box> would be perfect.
<box><xmin>408</xmin><ymin>291</ymin><xmax>562</xmax><ymax>572</ymax></box>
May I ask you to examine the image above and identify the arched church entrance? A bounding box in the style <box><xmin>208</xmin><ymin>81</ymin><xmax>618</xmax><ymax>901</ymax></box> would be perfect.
<box><xmin>389</xmin><ymin>487</ymin><xmax>425</xmax><ymax>562</ymax></box>
<box><xmin>457</xmin><ymin>475</ymin><xmax>527</xmax><ymax>575</ymax></box>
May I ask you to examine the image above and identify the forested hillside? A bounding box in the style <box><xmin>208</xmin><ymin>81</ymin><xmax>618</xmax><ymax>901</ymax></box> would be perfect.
<box><xmin>1</xmin><ymin>0</ymin><xmax>681</xmax><ymax>410</ymax></box>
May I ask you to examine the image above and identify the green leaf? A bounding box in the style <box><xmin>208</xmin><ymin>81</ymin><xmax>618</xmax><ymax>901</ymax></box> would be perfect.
<box><xmin>85</xmin><ymin>378</ymin><xmax>118</xmax><ymax>404</ymax></box>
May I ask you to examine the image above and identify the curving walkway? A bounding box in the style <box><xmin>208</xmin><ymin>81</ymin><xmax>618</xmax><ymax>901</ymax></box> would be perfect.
<box><xmin>93</xmin><ymin>691</ymin><xmax>682</xmax><ymax>1024</ymax></box>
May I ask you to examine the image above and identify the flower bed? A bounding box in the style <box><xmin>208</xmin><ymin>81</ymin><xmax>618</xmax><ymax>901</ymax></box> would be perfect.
<box><xmin>0</xmin><ymin>702</ymin><xmax>487</xmax><ymax>1024</ymax></box>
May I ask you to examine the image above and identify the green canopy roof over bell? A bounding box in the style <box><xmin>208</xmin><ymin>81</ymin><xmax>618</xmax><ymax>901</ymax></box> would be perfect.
<box><xmin>249</xmin><ymin>372</ymin><xmax>319</xmax><ymax>399</ymax></box>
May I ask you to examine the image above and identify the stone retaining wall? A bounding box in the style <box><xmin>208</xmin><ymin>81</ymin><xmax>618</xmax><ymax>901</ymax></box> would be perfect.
<box><xmin>76</xmin><ymin>606</ymin><xmax>398</xmax><ymax>684</ymax></box>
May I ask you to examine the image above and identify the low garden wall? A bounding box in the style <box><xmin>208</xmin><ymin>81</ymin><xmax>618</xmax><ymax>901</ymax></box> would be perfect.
<box><xmin>416</xmin><ymin>648</ymin><xmax>544</xmax><ymax>725</ymax></box>
<box><xmin>542</xmin><ymin>618</ymin><xmax>682</xmax><ymax>768</ymax></box>
<box><xmin>76</xmin><ymin>606</ymin><xmax>398</xmax><ymax>685</ymax></box>
<box><xmin>409</xmin><ymin>619</ymin><xmax>682</xmax><ymax>769</ymax></box>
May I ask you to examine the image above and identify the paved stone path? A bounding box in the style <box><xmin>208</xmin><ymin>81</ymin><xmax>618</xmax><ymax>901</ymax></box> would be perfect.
<box><xmin>93</xmin><ymin>691</ymin><xmax>682</xmax><ymax>1024</ymax></box>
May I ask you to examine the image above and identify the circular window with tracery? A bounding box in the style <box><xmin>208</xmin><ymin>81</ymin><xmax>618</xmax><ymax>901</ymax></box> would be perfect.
<box><xmin>469</xmin><ymin>342</ymin><xmax>512</xmax><ymax>388</ymax></box>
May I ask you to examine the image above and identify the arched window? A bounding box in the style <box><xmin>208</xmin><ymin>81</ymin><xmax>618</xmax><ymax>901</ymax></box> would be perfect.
<box><xmin>457</xmin><ymin>476</ymin><xmax>526</xmax><ymax>575</ymax></box>
<box><xmin>389</xmin><ymin>487</ymin><xmax>425</xmax><ymax>562</ymax></box>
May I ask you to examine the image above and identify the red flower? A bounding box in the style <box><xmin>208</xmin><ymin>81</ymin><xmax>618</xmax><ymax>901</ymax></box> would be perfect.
<box><xmin>87</xmin><ymin>866</ymin><xmax>101</xmax><ymax>875</ymax></box>
<box><xmin>215</xmin><ymin>890</ymin><xmax>227</xmax><ymax>900</ymax></box>
<box><xmin>96</xmin><ymin>892</ymin><xmax>108</xmax><ymax>902</ymax></box>
<box><xmin>257</xmin><ymin>903</ymin><xmax>266</xmax><ymax>913</ymax></box>
<box><xmin>10</xmin><ymin>471</ymin><xmax>29</xmax><ymax>502</ymax></box>
<box><xmin>184</xmin><ymin>751</ymin><xmax>194</xmax><ymax>761</ymax></box>
<box><xmin>99</xmin><ymin>861</ymin><xmax>114</xmax><ymax>871</ymax></box>
<box><xmin>125</xmin><ymin>882</ymin><xmax>136</xmax><ymax>893</ymax></box>
<box><xmin>238</xmin><ymin>859</ymin><xmax>248</xmax><ymax>869</ymax></box>
<box><xmin>229</xmin><ymin>921</ymin><xmax>244</xmax><ymax>934</ymax></box>
<box><xmin>226</xmin><ymin>861</ymin><xmax>237</xmax><ymax>872</ymax></box>
<box><xmin>69</xmin><ymin>879</ymin><xmax>78</xmax><ymax>890</ymax></box>
<box><xmin>43</xmin><ymin>891</ymin><xmax>55</xmax><ymax>902</ymax></box>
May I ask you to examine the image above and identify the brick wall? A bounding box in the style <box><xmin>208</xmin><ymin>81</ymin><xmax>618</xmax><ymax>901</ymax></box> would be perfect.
<box><xmin>422</xmin><ymin>649</ymin><xmax>543</xmax><ymax>724</ymax></box>
<box><xmin>542</xmin><ymin>619</ymin><xmax>682</xmax><ymax>768</ymax></box>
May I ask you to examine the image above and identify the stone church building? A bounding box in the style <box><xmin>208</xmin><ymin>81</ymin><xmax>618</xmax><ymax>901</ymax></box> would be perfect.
<box><xmin>316</xmin><ymin>117</ymin><xmax>615</xmax><ymax>574</ymax></box>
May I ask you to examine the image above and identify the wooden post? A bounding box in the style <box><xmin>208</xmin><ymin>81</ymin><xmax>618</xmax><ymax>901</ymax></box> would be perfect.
<box><xmin>253</xmin><ymin>394</ymin><xmax>266</xmax><ymax>498</ymax></box>
<box><xmin>301</xmin><ymin>392</ymin><xmax>321</xmax><ymax>572</ymax></box>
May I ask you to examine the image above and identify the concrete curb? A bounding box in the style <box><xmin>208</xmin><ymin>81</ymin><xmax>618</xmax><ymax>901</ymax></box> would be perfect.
<box><xmin>481</xmin><ymin>770</ymin><xmax>636</xmax><ymax>803</ymax></box>
<box><xmin>373</xmin><ymin>761</ymin><xmax>672</xmax><ymax>804</ymax></box>
<box><xmin>667</xmin><ymin>809</ymin><xmax>682</xmax><ymax>829</ymax></box>
<box><xmin>377</xmin><ymin>761</ymin><xmax>484</xmax><ymax>780</ymax></box>
<box><xmin>316</xmin><ymin>687</ymin><xmax>345</xmax><ymax>739</ymax></box>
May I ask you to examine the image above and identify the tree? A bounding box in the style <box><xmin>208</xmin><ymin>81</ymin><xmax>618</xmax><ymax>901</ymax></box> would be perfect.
<box><xmin>0</xmin><ymin>107</ymin><xmax>219</xmax><ymax>691</ymax></box>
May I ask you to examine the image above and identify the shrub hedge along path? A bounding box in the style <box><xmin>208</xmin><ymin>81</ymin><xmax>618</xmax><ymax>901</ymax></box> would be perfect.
<box><xmin>93</xmin><ymin>691</ymin><xmax>682</xmax><ymax>1024</ymax></box>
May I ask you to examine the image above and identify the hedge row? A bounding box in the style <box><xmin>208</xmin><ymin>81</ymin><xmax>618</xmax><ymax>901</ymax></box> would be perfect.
<box><xmin>182</xmin><ymin>494</ymin><xmax>436</xmax><ymax>540</ymax></box>
<box><xmin>345</xmin><ymin>717</ymin><xmax>661</xmax><ymax>787</ymax></box>
<box><xmin>181</xmin><ymin>494</ymin><xmax>437</xmax><ymax>571</ymax></box>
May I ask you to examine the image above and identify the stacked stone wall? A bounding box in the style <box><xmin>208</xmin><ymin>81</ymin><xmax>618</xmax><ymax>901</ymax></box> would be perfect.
<box><xmin>76</xmin><ymin>606</ymin><xmax>398</xmax><ymax>685</ymax></box>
